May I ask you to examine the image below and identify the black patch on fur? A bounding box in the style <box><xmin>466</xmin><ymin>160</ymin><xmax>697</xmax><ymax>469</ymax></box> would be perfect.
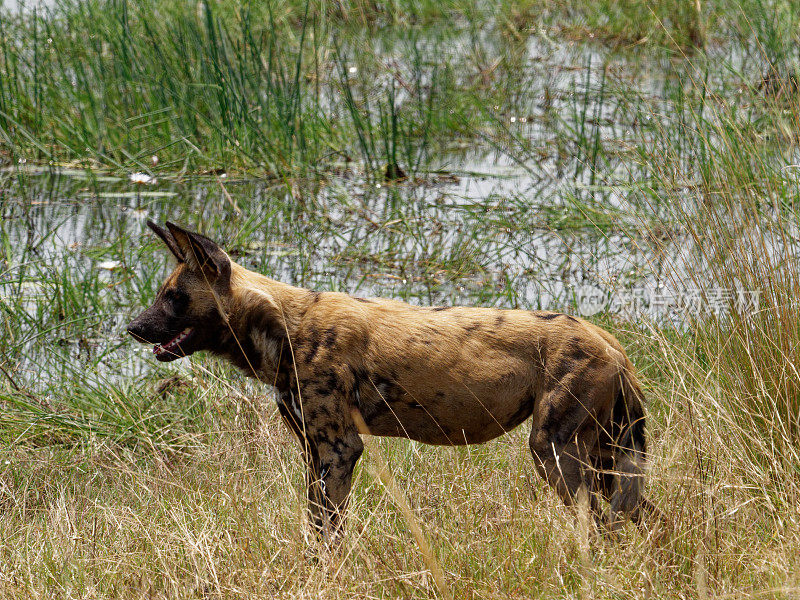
<box><xmin>313</xmin><ymin>370</ymin><xmax>341</xmax><ymax>397</ymax></box>
<box><xmin>272</xmin><ymin>352</ymin><xmax>299</xmax><ymax>394</ymax></box>
<box><xmin>313</xmin><ymin>429</ymin><xmax>335</xmax><ymax>447</ymax></box>
<box><xmin>495</xmin><ymin>313</ymin><xmax>506</xmax><ymax>327</ymax></box>
<box><xmin>354</xmin><ymin>297</ymin><xmax>373</xmax><ymax>303</ymax></box>
<box><xmin>332</xmin><ymin>439</ymin><xmax>348</xmax><ymax>457</ymax></box>
<box><xmin>536</xmin><ymin>312</ymin><xmax>561</xmax><ymax>320</ymax></box>
<box><xmin>464</xmin><ymin>322</ymin><xmax>481</xmax><ymax>333</ymax></box>
<box><xmin>372</xmin><ymin>375</ymin><xmax>400</xmax><ymax>401</ymax></box>
<box><xmin>431</xmin><ymin>306</ymin><xmax>451</xmax><ymax>311</ymax></box>
<box><xmin>351</xmin><ymin>367</ymin><xmax>368</xmax><ymax>385</ymax></box>
<box><xmin>236</xmin><ymin>336</ymin><xmax>263</xmax><ymax>376</ymax></box>
<box><xmin>314</xmin><ymin>385</ymin><xmax>332</xmax><ymax>397</ymax></box>
<box><xmin>304</xmin><ymin>327</ymin><xmax>322</xmax><ymax>364</ymax></box>
<box><xmin>310</xmin><ymin>290</ymin><xmax>322</xmax><ymax>303</ymax></box>
<box><xmin>568</xmin><ymin>339</ymin><xmax>590</xmax><ymax>361</ymax></box>
<box><xmin>549</xmin><ymin>358</ymin><xmax>583</xmax><ymax>386</ymax></box>
<box><xmin>323</xmin><ymin>328</ymin><xmax>337</xmax><ymax>349</ymax></box>
<box><xmin>354</xmin><ymin>372</ymin><xmax>405</xmax><ymax>426</ymax></box>
<box><xmin>536</xmin><ymin>312</ymin><xmax>580</xmax><ymax>324</ymax></box>
<box><xmin>540</xmin><ymin>396</ymin><xmax>590</xmax><ymax>445</ymax></box>
<box><xmin>352</xmin><ymin>368</ymin><xmax>380</xmax><ymax>424</ymax></box>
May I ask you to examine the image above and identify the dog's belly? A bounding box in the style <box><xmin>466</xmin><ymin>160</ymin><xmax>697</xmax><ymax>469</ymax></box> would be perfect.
<box><xmin>357</xmin><ymin>390</ymin><xmax>535</xmax><ymax>446</ymax></box>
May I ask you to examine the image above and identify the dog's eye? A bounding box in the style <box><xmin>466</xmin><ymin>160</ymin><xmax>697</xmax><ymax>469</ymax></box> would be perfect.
<box><xmin>163</xmin><ymin>289</ymin><xmax>189</xmax><ymax>313</ymax></box>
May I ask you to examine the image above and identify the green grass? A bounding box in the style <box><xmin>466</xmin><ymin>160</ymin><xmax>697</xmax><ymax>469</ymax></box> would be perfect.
<box><xmin>2</xmin><ymin>0</ymin><xmax>800</xmax><ymax>597</ymax></box>
<box><xmin>2</xmin><ymin>0</ymin><xmax>797</xmax><ymax>178</ymax></box>
<box><xmin>0</xmin><ymin>0</ymin><xmax>483</xmax><ymax>178</ymax></box>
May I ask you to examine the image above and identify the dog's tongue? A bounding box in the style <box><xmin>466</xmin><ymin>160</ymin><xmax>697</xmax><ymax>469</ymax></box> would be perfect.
<box><xmin>153</xmin><ymin>327</ymin><xmax>193</xmax><ymax>356</ymax></box>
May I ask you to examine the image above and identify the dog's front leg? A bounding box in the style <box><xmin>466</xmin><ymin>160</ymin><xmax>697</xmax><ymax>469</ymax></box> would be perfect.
<box><xmin>277</xmin><ymin>390</ymin><xmax>364</xmax><ymax>544</ymax></box>
<box><xmin>305</xmin><ymin>425</ymin><xmax>363</xmax><ymax>544</ymax></box>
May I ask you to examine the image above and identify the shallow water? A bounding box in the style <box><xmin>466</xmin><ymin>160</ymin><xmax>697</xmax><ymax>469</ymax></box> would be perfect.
<box><xmin>0</xmin><ymin>164</ymin><xmax>685</xmax><ymax>390</ymax></box>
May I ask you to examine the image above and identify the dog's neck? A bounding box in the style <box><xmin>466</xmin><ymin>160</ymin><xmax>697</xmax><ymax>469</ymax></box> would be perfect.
<box><xmin>218</xmin><ymin>263</ymin><xmax>316</xmax><ymax>382</ymax></box>
<box><xmin>230</xmin><ymin>263</ymin><xmax>313</xmax><ymax>330</ymax></box>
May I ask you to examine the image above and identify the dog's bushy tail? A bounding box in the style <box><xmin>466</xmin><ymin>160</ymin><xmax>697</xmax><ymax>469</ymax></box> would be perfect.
<box><xmin>609</xmin><ymin>366</ymin><xmax>654</xmax><ymax>524</ymax></box>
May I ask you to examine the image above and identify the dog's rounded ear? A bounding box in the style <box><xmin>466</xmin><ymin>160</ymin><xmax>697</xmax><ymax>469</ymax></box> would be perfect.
<box><xmin>147</xmin><ymin>220</ymin><xmax>185</xmax><ymax>263</ymax></box>
<box><xmin>165</xmin><ymin>222</ymin><xmax>231</xmax><ymax>283</ymax></box>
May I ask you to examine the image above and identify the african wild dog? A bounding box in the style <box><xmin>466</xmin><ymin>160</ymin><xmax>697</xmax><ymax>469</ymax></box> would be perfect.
<box><xmin>128</xmin><ymin>221</ymin><xmax>658</xmax><ymax>541</ymax></box>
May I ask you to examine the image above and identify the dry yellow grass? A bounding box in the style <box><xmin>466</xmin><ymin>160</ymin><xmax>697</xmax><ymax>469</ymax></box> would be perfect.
<box><xmin>1</xmin><ymin>332</ymin><xmax>799</xmax><ymax>599</ymax></box>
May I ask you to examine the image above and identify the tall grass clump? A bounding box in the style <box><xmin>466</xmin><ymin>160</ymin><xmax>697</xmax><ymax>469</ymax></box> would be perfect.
<box><xmin>0</xmin><ymin>0</ymin><xmax>337</xmax><ymax>174</ymax></box>
<box><xmin>0</xmin><ymin>0</ymin><xmax>487</xmax><ymax>178</ymax></box>
<box><xmin>516</xmin><ymin>0</ymin><xmax>709</xmax><ymax>48</ymax></box>
<box><xmin>628</xmin><ymin>62</ymin><xmax>800</xmax><ymax>456</ymax></box>
<box><xmin>598</xmin><ymin>38</ymin><xmax>800</xmax><ymax>593</ymax></box>
<box><xmin>332</xmin><ymin>34</ymin><xmax>450</xmax><ymax>181</ymax></box>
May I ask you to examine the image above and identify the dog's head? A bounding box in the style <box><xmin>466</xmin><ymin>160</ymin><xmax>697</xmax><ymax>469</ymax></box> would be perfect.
<box><xmin>127</xmin><ymin>221</ymin><xmax>232</xmax><ymax>362</ymax></box>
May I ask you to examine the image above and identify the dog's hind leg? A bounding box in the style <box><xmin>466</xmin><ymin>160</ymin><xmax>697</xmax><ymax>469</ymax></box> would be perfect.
<box><xmin>601</xmin><ymin>368</ymin><xmax>663</xmax><ymax>533</ymax></box>
<box><xmin>529</xmin><ymin>428</ymin><xmax>606</xmax><ymax>529</ymax></box>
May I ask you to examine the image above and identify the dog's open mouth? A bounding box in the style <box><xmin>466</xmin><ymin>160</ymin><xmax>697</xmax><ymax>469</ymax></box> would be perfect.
<box><xmin>153</xmin><ymin>327</ymin><xmax>194</xmax><ymax>360</ymax></box>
